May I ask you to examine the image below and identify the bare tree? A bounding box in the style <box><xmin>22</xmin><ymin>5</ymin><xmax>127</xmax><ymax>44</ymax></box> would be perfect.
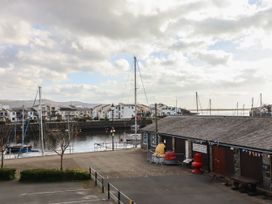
<box><xmin>46</xmin><ymin>123</ymin><xmax>78</xmax><ymax>171</ymax></box>
<box><xmin>0</xmin><ymin>124</ymin><xmax>12</xmax><ymax>168</ymax></box>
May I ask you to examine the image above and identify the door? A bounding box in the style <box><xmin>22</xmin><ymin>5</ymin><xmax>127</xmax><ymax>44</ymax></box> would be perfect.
<box><xmin>240</xmin><ymin>151</ymin><xmax>263</xmax><ymax>183</ymax></box>
<box><xmin>174</xmin><ymin>138</ymin><xmax>185</xmax><ymax>162</ymax></box>
<box><xmin>212</xmin><ymin>146</ymin><xmax>234</xmax><ymax>176</ymax></box>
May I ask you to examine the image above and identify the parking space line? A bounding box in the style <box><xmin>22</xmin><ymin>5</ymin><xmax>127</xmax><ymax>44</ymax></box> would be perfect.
<box><xmin>49</xmin><ymin>198</ymin><xmax>108</xmax><ymax>204</ymax></box>
<box><xmin>20</xmin><ymin>188</ymin><xmax>89</xmax><ymax>196</ymax></box>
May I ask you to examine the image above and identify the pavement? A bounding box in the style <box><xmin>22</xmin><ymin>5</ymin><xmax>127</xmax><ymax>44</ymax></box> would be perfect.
<box><xmin>109</xmin><ymin>175</ymin><xmax>270</xmax><ymax>204</ymax></box>
<box><xmin>2</xmin><ymin>149</ymin><xmax>272</xmax><ymax>204</ymax></box>
<box><xmin>0</xmin><ymin>181</ymin><xmax>113</xmax><ymax>204</ymax></box>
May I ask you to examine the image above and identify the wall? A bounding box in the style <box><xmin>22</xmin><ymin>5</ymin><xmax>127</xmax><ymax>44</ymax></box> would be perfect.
<box><xmin>262</xmin><ymin>154</ymin><xmax>272</xmax><ymax>190</ymax></box>
<box><xmin>233</xmin><ymin>148</ymin><xmax>241</xmax><ymax>176</ymax></box>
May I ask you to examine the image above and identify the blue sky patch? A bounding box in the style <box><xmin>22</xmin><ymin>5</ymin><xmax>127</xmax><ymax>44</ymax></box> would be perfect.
<box><xmin>67</xmin><ymin>71</ymin><xmax>106</xmax><ymax>84</ymax></box>
<box><xmin>32</xmin><ymin>24</ymin><xmax>48</xmax><ymax>30</ymax></box>
<box><xmin>150</xmin><ymin>51</ymin><xmax>169</xmax><ymax>59</ymax></box>
<box><xmin>209</xmin><ymin>41</ymin><xmax>237</xmax><ymax>53</ymax></box>
<box><xmin>248</xmin><ymin>0</ymin><xmax>261</xmax><ymax>5</ymax></box>
<box><xmin>111</xmin><ymin>53</ymin><xmax>134</xmax><ymax>68</ymax></box>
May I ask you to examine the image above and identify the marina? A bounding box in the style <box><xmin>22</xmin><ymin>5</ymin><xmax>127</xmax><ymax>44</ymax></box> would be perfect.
<box><xmin>3</xmin><ymin>131</ymin><xmax>139</xmax><ymax>159</ymax></box>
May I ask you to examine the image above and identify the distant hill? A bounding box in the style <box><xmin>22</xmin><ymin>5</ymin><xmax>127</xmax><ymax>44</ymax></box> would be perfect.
<box><xmin>0</xmin><ymin>99</ymin><xmax>98</xmax><ymax>108</ymax></box>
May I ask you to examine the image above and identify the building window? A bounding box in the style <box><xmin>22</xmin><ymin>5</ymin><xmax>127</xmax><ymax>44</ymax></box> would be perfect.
<box><xmin>143</xmin><ymin>132</ymin><xmax>148</xmax><ymax>145</ymax></box>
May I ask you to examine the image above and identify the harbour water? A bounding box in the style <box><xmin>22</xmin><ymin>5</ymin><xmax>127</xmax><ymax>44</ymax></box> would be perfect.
<box><xmin>71</xmin><ymin>132</ymin><xmax>128</xmax><ymax>153</ymax></box>
<box><xmin>4</xmin><ymin>131</ymin><xmax>135</xmax><ymax>159</ymax></box>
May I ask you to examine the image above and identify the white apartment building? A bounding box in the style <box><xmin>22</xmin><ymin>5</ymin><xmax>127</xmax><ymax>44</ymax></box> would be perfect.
<box><xmin>150</xmin><ymin>103</ymin><xmax>182</xmax><ymax>117</ymax></box>
<box><xmin>7</xmin><ymin>109</ymin><xmax>17</xmax><ymax>122</ymax></box>
<box><xmin>0</xmin><ymin>104</ymin><xmax>10</xmax><ymax>122</ymax></box>
<box><xmin>107</xmin><ymin>103</ymin><xmax>151</xmax><ymax>120</ymax></box>
<box><xmin>92</xmin><ymin>104</ymin><xmax>112</xmax><ymax>120</ymax></box>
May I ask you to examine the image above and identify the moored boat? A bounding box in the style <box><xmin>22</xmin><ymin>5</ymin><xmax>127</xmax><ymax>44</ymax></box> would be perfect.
<box><xmin>6</xmin><ymin>144</ymin><xmax>32</xmax><ymax>154</ymax></box>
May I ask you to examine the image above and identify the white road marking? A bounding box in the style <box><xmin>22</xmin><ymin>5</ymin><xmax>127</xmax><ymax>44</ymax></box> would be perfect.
<box><xmin>49</xmin><ymin>198</ymin><xmax>108</xmax><ymax>204</ymax></box>
<box><xmin>82</xmin><ymin>195</ymin><xmax>98</xmax><ymax>199</ymax></box>
<box><xmin>20</xmin><ymin>188</ymin><xmax>89</xmax><ymax>196</ymax></box>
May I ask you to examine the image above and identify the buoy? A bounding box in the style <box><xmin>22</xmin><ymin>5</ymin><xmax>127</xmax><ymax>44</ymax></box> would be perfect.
<box><xmin>192</xmin><ymin>152</ymin><xmax>202</xmax><ymax>174</ymax></box>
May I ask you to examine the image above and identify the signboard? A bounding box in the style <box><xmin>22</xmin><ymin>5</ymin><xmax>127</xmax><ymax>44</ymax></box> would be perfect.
<box><xmin>193</xmin><ymin>143</ymin><xmax>207</xmax><ymax>154</ymax></box>
<box><xmin>143</xmin><ymin>132</ymin><xmax>148</xmax><ymax>145</ymax></box>
<box><xmin>151</xmin><ymin>133</ymin><xmax>157</xmax><ymax>148</ymax></box>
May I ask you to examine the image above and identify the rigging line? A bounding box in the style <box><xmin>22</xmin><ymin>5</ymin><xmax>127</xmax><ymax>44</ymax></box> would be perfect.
<box><xmin>32</xmin><ymin>89</ymin><xmax>39</xmax><ymax>107</ymax></box>
<box><xmin>136</xmin><ymin>59</ymin><xmax>149</xmax><ymax>106</ymax></box>
<box><xmin>197</xmin><ymin>93</ymin><xmax>203</xmax><ymax>114</ymax></box>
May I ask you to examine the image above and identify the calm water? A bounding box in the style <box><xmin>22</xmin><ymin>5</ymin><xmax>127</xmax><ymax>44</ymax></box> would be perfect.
<box><xmin>5</xmin><ymin>131</ymin><xmax>133</xmax><ymax>159</ymax></box>
<box><xmin>71</xmin><ymin>132</ymin><xmax>123</xmax><ymax>153</ymax></box>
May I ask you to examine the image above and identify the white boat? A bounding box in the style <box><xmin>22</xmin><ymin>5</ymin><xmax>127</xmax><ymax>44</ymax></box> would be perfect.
<box><xmin>120</xmin><ymin>133</ymin><xmax>141</xmax><ymax>143</ymax></box>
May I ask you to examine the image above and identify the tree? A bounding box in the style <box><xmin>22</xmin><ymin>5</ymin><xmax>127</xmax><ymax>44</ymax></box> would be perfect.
<box><xmin>46</xmin><ymin>123</ymin><xmax>78</xmax><ymax>171</ymax></box>
<box><xmin>0</xmin><ymin>124</ymin><xmax>12</xmax><ymax>168</ymax></box>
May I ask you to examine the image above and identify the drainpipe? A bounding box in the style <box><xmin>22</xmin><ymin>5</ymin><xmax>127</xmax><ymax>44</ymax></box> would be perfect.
<box><xmin>155</xmin><ymin>103</ymin><xmax>158</xmax><ymax>144</ymax></box>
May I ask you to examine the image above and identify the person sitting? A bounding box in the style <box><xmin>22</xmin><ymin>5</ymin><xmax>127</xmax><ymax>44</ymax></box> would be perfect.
<box><xmin>153</xmin><ymin>141</ymin><xmax>166</xmax><ymax>158</ymax></box>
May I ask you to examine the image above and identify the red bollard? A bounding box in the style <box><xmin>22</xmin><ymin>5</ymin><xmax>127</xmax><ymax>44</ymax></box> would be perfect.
<box><xmin>192</xmin><ymin>152</ymin><xmax>202</xmax><ymax>174</ymax></box>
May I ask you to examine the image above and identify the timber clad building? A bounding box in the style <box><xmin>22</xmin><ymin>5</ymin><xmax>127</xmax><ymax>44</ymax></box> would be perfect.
<box><xmin>141</xmin><ymin>116</ymin><xmax>272</xmax><ymax>191</ymax></box>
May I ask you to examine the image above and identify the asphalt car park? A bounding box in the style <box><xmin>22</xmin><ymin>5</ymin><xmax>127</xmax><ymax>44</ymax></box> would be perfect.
<box><xmin>0</xmin><ymin>181</ymin><xmax>112</xmax><ymax>204</ymax></box>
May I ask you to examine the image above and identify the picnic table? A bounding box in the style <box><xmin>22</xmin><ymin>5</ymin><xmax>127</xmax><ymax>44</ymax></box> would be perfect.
<box><xmin>231</xmin><ymin>176</ymin><xmax>259</xmax><ymax>194</ymax></box>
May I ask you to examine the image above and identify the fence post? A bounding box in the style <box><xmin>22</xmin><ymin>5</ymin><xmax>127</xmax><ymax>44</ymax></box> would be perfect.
<box><xmin>95</xmin><ymin>172</ymin><xmax>97</xmax><ymax>186</ymax></box>
<box><xmin>118</xmin><ymin>190</ymin><xmax>121</xmax><ymax>204</ymax></box>
<box><xmin>89</xmin><ymin>168</ymin><xmax>92</xmax><ymax>180</ymax></box>
<box><xmin>108</xmin><ymin>183</ymin><xmax>110</xmax><ymax>200</ymax></box>
<box><xmin>101</xmin><ymin>178</ymin><xmax>104</xmax><ymax>193</ymax></box>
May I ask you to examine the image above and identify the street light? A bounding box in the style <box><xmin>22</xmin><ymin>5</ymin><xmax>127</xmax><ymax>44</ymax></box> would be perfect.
<box><xmin>110</xmin><ymin>104</ymin><xmax>115</xmax><ymax>150</ymax></box>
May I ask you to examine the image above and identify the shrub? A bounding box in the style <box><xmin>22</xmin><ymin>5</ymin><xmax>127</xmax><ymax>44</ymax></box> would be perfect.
<box><xmin>0</xmin><ymin>168</ymin><xmax>16</xmax><ymax>181</ymax></box>
<box><xmin>20</xmin><ymin>169</ymin><xmax>90</xmax><ymax>182</ymax></box>
<box><xmin>64</xmin><ymin>169</ymin><xmax>90</xmax><ymax>180</ymax></box>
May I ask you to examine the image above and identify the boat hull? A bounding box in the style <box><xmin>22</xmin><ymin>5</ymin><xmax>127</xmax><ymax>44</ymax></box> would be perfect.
<box><xmin>7</xmin><ymin>145</ymin><xmax>32</xmax><ymax>154</ymax></box>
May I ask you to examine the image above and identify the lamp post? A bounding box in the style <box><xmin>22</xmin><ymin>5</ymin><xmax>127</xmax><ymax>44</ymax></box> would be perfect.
<box><xmin>110</xmin><ymin>104</ymin><xmax>115</xmax><ymax>151</ymax></box>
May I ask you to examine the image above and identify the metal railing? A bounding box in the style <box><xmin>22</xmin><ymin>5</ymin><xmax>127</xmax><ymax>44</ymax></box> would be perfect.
<box><xmin>93</xmin><ymin>142</ymin><xmax>139</xmax><ymax>152</ymax></box>
<box><xmin>89</xmin><ymin>167</ymin><xmax>136</xmax><ymax>204</ymax></box>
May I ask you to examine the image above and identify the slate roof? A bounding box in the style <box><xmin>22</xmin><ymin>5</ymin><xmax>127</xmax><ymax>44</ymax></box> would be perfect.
<box><xmin>141</xmin><ymin>116</ymin><xmax>272</xmax><ymax>152</ymax></box>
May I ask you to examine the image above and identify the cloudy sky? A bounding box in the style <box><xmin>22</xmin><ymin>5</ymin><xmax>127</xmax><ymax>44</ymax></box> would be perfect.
<box><xmin>1</xmin><ymin>0</ymin><xmax>272</xmax><ymax>109</ymax></box>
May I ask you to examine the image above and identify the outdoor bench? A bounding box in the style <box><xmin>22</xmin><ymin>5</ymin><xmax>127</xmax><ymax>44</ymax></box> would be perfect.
<box><xmin>231</xmin><ymin>175</ymin><xmax>259</xmax><ymax>195</ymax></box>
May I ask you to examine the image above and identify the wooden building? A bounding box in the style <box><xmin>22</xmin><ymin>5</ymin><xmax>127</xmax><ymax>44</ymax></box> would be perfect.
<box><xmin>141</xmin><ymin>116</ymin><xmax>272</xmax><ymax>191</ymax></box>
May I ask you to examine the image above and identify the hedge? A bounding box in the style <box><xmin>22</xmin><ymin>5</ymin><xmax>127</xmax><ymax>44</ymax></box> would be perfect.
<box><xmin>20</xmin><ymin>169</ymin><xmax>90</xmax><ymax>182</ymax></box>
<box><xmin>0</xmin><ymin>168</ymin><xmax>16</xmax><ymax>181</ymax></box>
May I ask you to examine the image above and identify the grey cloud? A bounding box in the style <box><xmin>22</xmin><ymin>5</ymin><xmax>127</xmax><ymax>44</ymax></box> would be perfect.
<box><xmin>1</xmin><ymin>0</ymin><xmax>272</xmax><ymax>105</ymax></box>
<box><xmin>195</xmin><ymin>52</ymin><xmax>230</xmax><ymax>66</ymax></box>
<box><xmin>165</xmin><ymin>5</ymin><xmax>272</xmax><ymax>42</ymax></box>
<box><xmin>171</xmin><ymin>41</ymin><xmax>205</xmax><ymax>51</ymax></box>
<box><xmin>218</xmin><ymin>69</ymin><xmax>266</xmax><ymax>88</ymax></box>
<box><xmin>193</xmin><ymin>7</ymin><xmax>272</xmax><ymax>36</ymax></box>
<box><xmin>0</xmin><ymin>0</ymin><xmax>207</xmax><ymax>40</ymax></box>
<box><xmin>0</xmin><ymin>0</ymin><xmax>158</xmax><ymax>39</ymax></box>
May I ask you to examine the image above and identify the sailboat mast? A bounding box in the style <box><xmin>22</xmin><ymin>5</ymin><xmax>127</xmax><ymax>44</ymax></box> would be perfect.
<box><xmin>196</xmin><ymin>92</ymin><xmax>199</xmax><ymax>113</ymax></box>
<box><xmin>39</xmin><ymin>86</ymin><xmax>44</xmax><ymax>156</ymax></box>
<box><xmin>175</xmin><ymin>97</ymin><xmax>177</xmax><ymax>115</ymax></box>
<box><xmin>134</xmin><ymin>56</ymin><xmax>137</xmax><ymax>135</ymax></box>
<box><xmin>260</xmin><ymin>93</ymin><xmax>263</xmax><ymax>106</ymax></box>
<box><xmin>22</xmin><ymin>105</ymin><xmax>25</xmax><ymax>146</ymax></box>
<box><xmin>236</xmin><ymin>102</ymin><xmax>239</xmax><ymax>116</ymax></box>
<box><xmin>209</xmin><ymin>99</ymin><xmax>212</xmax><ymax>116</ymax></box>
